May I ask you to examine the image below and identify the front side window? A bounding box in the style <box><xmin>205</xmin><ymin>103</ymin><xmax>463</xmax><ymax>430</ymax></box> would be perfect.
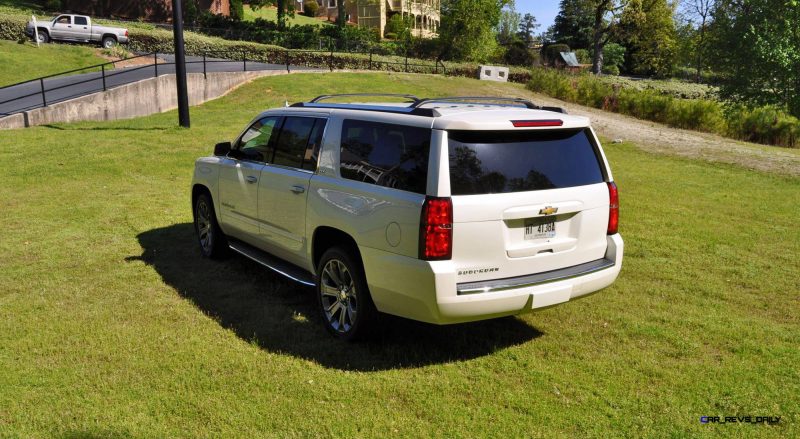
<box><xmin>235</xmin><ymin>116</ymin><xmax>280</xmax><ymax>163</ymax></box>
<box><xmin>340</xmin><ymin>119</ymin><xmax>430</xmax><ymax>194</ymax></box>
<box><xmin>273</xmin><ymin>117</ymin><xmax>326</xmax><ymax>170</ymax></box>
<box><xmin>74</xmin><ymin>16</ymin><xmax>88</xmax><ymax>25</ymax></box>
<box><xmin>448</xmin><ymin>128</ymin><xmax>605</xmax><ymax>195</ymax></box>
<box><xmin>55</xmin><ymin>16</ymin><xmax>71</xmax><ymax>25</ymax></box>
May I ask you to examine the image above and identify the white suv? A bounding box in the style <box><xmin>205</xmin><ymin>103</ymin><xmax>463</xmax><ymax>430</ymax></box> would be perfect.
<box><xmin>191</xmin><ymin>94</ymin><xmax>623</xmax><ymax>339</ymax></box>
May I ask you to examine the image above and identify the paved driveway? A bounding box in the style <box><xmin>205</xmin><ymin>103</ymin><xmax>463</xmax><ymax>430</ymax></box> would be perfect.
<box><xmin>0</xmin><ymin>54</ymin><xmax>320</xmax><ymax>116</ymax></box>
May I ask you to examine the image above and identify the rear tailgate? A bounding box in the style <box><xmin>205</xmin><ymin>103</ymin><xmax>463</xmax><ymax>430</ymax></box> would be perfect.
<box><xmin>446</xmin><ymin>128</ymin><xmax>611</xmax><ymax>284</ymax></box>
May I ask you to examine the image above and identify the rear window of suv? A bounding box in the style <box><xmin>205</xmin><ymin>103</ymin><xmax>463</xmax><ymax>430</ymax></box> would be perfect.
<box><xmin>340</xmin><ymin>119</ymin><xmax>431</xmax><ymax>194</ymax></box>
<box><xmin>447</xmin><ymin>128</ymin><xmax>605</xmax><ymax>195</ymax></box>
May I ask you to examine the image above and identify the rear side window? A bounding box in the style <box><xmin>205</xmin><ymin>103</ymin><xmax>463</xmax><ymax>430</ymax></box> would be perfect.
<box><xmin>448</xmin><ymin>128</ymin><xmax>605</xmax><ymax>195</ymax></box>
<box><xmin>74</xmin><ymin>16</ymin><xmax>88</xmax><ymax>25</ymax></box>
<box><xmin>273</xmin><ymin>117</ymin><xmax>325</xmax><ymax>171</ymax></box>
<box><xmin>340</xmin><ymin>119</ymin><xmax>430</xmax><ymax>194</ymax></box>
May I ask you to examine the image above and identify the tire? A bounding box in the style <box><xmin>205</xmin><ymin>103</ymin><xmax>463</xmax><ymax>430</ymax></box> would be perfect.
<box><xmin>193</xmin><ymin>192</ymin><xmax>227</xmax><ymax>259</ymax></box>
<box><xmin>102</xmin><ymin>36</ymin><xmax>116</xmax><ymax>49</ymax></box>
<box><xmin>316</xmin><ymin>247</ymin><xmax>376</xmax><ymax>341</ymax></box>
<box><xmin>36</xmin><ymin>30</ymin><xmax>49</xmax><ymax>44</ymax></box>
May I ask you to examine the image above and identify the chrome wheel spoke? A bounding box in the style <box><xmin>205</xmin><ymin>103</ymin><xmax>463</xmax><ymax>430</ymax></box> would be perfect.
<box><xmin>346</xmin><ymin>303</ymin><xmax>356</xmax><ymax>327</ymax></box>
<box><xmin>326</xmin><ymin>300</ymin><xmax>341</xmax><ymax>315</ymax></box>
<box><xmin>338</xmin><ymin>303</ymin><xmax>347</xmax><ymax>329</ymax></box>
<box><xmin>321</xmin><ymin>285</ymin><xmax>339</xmax><ymax>298</ymax></box>
<box><xmin>325</xmin><ymin>263</ymin><xmax>343</xmax><ymax>287</ymax></box>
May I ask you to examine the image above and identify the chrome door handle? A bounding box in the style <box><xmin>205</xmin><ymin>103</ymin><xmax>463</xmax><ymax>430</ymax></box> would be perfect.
<box><xmin>245</xmin><ymin>175</ymin><xmax>258</xmax><ymax>184</ymax></box>
<box><xmin>290</xmin><ymin>185</ymin><xmax>305</xmax><ymax>194</ymax></box>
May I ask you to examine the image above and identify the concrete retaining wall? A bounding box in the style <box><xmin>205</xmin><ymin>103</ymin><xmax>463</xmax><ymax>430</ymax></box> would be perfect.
<box><xmin>0</xmin><ymin>70</ymin><xmax>288</xmax><ymax>130</ymax></box>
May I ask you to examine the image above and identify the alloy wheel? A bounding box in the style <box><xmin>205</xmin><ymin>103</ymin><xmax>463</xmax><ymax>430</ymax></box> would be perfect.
<box><xmin>195</xmin><ymin>198</ymin><xmax>213</xmax><ymax>253</ymax></box>
<box><xmin>320</xmin><ymin>259</ymin><xmax>358</xmax><ymax>333</ymax></box>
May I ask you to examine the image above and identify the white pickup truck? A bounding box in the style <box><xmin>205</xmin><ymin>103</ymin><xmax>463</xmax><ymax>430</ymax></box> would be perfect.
<box><xmin>26</xmin><ymin>14</ymin><xmax>129</xmax><ymax>48</ymax></box>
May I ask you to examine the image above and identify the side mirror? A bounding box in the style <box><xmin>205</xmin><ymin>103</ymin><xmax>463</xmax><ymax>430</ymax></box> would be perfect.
<box><xmin>214</xmin><ymin>141</ymin><xmax>231</xmax><ymax>156</ymax></box>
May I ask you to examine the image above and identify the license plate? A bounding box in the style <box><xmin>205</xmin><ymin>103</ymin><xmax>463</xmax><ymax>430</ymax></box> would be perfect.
<box><xmin>524</xmin><ymin>217</ymin><xmax>556</xmax><ymax>240</ymax></box>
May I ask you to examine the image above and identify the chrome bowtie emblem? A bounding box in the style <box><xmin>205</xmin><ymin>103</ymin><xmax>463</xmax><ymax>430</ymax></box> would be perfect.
<box><xmin>539</xmin><ymin>206</ymin><xmax>558</xmax><ymax>215</ymax></box>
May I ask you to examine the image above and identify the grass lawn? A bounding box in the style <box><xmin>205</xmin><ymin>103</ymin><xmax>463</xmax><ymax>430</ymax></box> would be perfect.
<box><xmin>0</xmin><ymin>73</ymin><xmax>797</xmax><ymax>437</ymax></box>
<box><xmin>0</xmin><ymin>40</ymin><xmax>108</xmax><ymax>86</ymax></box>
<box><xmin>244</xmin><ymin>5</ymin><xmax>331</xmax><ymax>26</ymax></box>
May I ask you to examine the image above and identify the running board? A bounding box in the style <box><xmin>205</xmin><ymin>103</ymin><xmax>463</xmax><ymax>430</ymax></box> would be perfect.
<box><xmin>228</xmin><ymin>239</ymin><xmax>316</xmax><ymax>286</ymax></box>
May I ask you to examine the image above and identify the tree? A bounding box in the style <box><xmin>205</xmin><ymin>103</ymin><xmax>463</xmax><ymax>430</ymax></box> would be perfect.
<box><xmin>709</xmin><ymin>0</ymin><xmax>800</xmax><ymax>117</ymax></box>
<box><xmin>553</xmin><ymin>0</ymin><xmax>628</xmax><ymax>72</ymax></box>
<box><xmin>517</xmin><ymin>13</ymin><xmax>539</xmax><ymax>46</ymax></box>
<box><xmin>250</xmin><ymin>0</ymin><xmax>295</xmax><ymax>30</ymax></box>
<box><xmin>337</xmin><ymin>0</ymin><xmax>347</xmax><ymax>27</ymax></box>
<box><xmin>680</xmin><ymin>0</ymin><xmax>715</xmax><ymax>81</ymax></box>
<box><xmin>617</xmin><ymin>0</ymin><xmax>677</xmax><ymax>77</ymax></box>
<box><xmin>552</xmin><ymin>0</ymin><xmax>595</xmax><ymax>48</ymax></box>
<box><xmin>588</xmin><ymin>0</ymin><xmax>627</xmax><ymax>74</ymax></box>
<box><xmin>437</xmin><ymin>0</ymin><xmax>509</xmax><ymax>62</ymax></box>
<box><xmin>497</xmin><ymin>1</ymin><xmax>522</xmax><ymax>45</ymax></box>
<box><xmin>230</xmin><ymin>0</ymin><xmax>245</xmax><ymax>20</ymax></box>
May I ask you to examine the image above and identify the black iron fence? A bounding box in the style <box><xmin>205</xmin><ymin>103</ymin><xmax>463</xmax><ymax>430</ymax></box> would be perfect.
<box><xmin>0</xmin><ymin>48</ymin><xmax>447</xmax><ymax>117</ymax></box>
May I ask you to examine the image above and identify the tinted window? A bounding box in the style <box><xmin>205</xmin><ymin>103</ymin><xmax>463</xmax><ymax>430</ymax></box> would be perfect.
<box><xmin>74</xmin><ymin>16</ymin><xmax>88</xmax><ymax>25</ymax></box>
<box><xmin>448</xmin><ymin>129</ymin><xmax>604</xmax><ymax>195</ymax></box>
<box><xmin>340</xmin><ymin>120</ymin><xmax>430</xmax><ymax>194</ymax></box>
<box><xmin>303</xmin><ymin>119</ymin><xmax>325</xmax><ymax>171</ymax></box>
<box><xmin>235</xmin><ymin>117</ymin><xmax>279</xmax><ymax>163</ymax></box>
<box><xmin>273</xmin><ymin>117</ymin><xmax>322</xmax><ymax>170</ymax></box>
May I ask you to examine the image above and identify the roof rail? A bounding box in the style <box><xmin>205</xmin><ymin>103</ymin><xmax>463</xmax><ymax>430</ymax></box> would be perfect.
<box><xmin>411</xmin><ymin>96</ymin><xmax>539</xmax><ymax>109</ymax></box>
<box><xmin>308</xmin><ymin>93</ymin><xmax>421</xmax><ymax>103</ymax></box>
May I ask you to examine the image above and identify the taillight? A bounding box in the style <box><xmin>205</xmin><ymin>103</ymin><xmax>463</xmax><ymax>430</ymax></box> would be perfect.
<box><xmin>607</xmin><ymin>181</ymin><xmax>619</xmax><ymax>235</ymax></box>
<box><xmin>125</xmin><ymin>30</ymin><xmax>129</xmax><ymax>37</ymax></box>
<box><xmin>419</xmin><ymin>196</ymin><xmax>453</xmax><ymax>260</ymax></box>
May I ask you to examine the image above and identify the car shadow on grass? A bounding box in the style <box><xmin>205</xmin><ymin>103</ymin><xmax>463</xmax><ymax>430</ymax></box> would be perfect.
<box><xmin>127</xmin><ymin>223</ymin><xmax>543</xmax><ymax>371</ymax></box>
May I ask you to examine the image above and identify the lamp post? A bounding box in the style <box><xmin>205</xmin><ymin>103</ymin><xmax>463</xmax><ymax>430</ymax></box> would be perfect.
<box><xmin>173</xmin><ymin>0</ymin><xmax>190</xmax><ymax>128</ymax></box>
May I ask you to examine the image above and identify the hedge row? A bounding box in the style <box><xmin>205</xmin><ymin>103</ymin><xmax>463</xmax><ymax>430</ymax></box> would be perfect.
<box><xmin>0</xmin><ymin>14</ymin><xmax>27</xmax><ymax>41</ymax></box>
<box><xmin>127</xmin><ymin>27</ymin><xmax>442</xmax><ymax>74</ymax></box>
<box><xmin>526</xmin><ymin>68</ymin><xmax>799</xmax><ymax>148</ymax></box>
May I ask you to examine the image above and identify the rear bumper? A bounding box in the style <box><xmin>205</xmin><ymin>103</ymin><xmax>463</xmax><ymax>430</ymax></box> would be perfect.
<box><xmin>360</xmin><ymin>234</ymin><xmax>623</xmax><ymax>324</ymax></box>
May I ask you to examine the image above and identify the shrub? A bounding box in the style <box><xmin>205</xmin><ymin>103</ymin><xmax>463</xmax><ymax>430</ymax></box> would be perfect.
<box><xmin>528</xmin><ymin>68</ymin><xmax>576</xmax><ymax>101</ymax></box>
<box><xmin>574</xmin><ymin>49</ymin><xmax>590</xmax><ymax>64</ymax></box>
<box><xmin>384</xmin><ymin>32</ymin><xmax>397</xmax><ymax>40</ymax></box>
<box><xmin>726</xmin><ymin>105</ymin><xmax>799</xmax><ymax>148</ymax></box>
<box><xmin>503</xmin><ymin>41</ymin><xmax>534</xmax><ymax>66</ymax></box>
<box><xmin>384</xmin><ymin>14</ymin><xmax>410</xmax><ymax>40</ymax></box>
<box><xmin>542</xmin><ymin>43</ymin><xmax>570</xmax><ymax>66</ymax></box>
<box><xmin>575</xmin><ymin>74</ymin><xmax>613</xmax><ymax>108</ymax></box>
<box><xmin>665</xmin><ymin>98</ymin><xmax>725</xmax><ymax>133</ymax></box>
<box><xmin>302</xmin><ymin>0</ymin><xmax>318</xmax><ymax>17</ymax></box>
<box><xmin>602</xmin><ymin>43</ymin><xmax>625</xmax><ymax>74</ymax></box>
<box><xmin>525</xmin><ymin>67</ymin><xmax>800</xmax><ymax>147</ymax></box>
<box><xmin>0</xmin><ymin>14</ymin><xmax>27</xmax><ymax>41</ymax></box>
<box><xmin>602</xmin><ymin>64</ymin><xmax>620</xmax><ymax>76</ymax></box>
